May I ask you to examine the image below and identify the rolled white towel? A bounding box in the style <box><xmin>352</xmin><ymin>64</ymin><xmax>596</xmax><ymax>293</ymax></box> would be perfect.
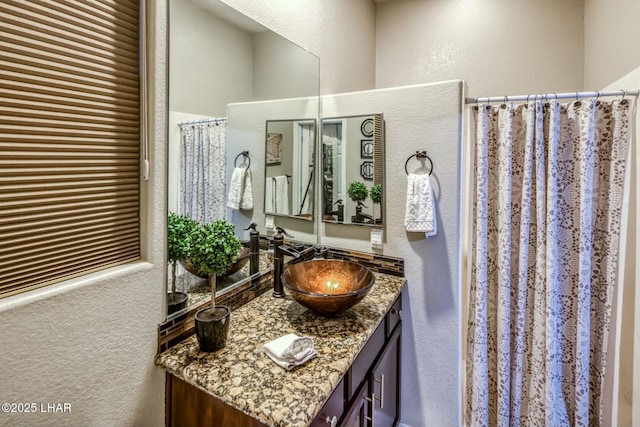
<box><xmin>263</xmin><ymin>333</ymin><xmax>317</xmax><ymax>370</ymax></box>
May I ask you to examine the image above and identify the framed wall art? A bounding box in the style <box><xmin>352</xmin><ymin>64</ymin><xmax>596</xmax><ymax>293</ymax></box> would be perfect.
<box><xmin>266</xmin><ymin>133</ymin><xmax>282</xmax><ymax>165</ymax></box>
<box><xmin>360</xmin><ymin>139</ymin><xmax>373</xmax><ymax>158</ymax></box>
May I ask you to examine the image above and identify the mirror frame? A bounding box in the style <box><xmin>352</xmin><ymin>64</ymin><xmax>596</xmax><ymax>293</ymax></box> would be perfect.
<box><xmin>321</xmin><ymin>113</ymin><xmax>384</xmax><ymax>227</ymax></box>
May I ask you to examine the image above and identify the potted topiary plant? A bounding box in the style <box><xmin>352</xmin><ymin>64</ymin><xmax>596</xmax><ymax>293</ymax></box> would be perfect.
<box><xmin>347</xmin><ymin>181</ymin><xmax>369</xmax><ymax>223</ymax></box>
<box><xmin>167</xmin><ymin>212</ymin><xmax>198</xmax><ymax>315</ymax></box>
<box><xmin>188</xmin><ymin>219</ymin><xmax>243</xmax><ymax>352</ymax></box>
<box><xmin>370</xmin><ymin>183</ymin><xmax>383</xmax><ymax>224</ymax></box>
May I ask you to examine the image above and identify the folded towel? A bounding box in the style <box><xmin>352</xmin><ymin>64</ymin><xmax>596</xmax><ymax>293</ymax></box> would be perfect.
<box><xmin>227</xmin><ymin>167</ymin><xmax>254</xmax><ymax>210</ymax></box>
<box><xmin>265</xmin><ymin>177</ymin><xmax>275</xmax><ymax>213</ymax></box>
<box><xmin>240</xmin><ymin>168</ymin><xmax>253</xmax><ymax>210</ymax></box>
<box><xmin>405</xmin><ymin>173</ymin><xmax>437</xmax><ymax>237</ymax></box>
<box><xmin>227</xmin><ymin>167</ymin><xmax>244</xmax><ymax>210</ymax></box>
<box><xmin>275</xmin><ymin>175</ymin><xmax>289</xmax><ymax>215</ymax></box>
<box><xmin>263</xmin><ymin>333</ymin><xmax>317</xmax><ymax>370</ymax></box>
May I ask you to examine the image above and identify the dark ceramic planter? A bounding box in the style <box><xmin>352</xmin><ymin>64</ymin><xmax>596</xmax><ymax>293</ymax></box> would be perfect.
<box><xmin>195</xmin><ymin>305</ymin><xmax>231</xmax><ymax>352</ymax></box>
<box><xmin>167</xmin><ymin>292</ymin><xmax>188</xmax><ymax>315</ymax></box>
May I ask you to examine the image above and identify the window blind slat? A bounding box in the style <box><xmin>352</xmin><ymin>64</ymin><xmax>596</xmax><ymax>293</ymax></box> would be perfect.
<box><xmin>0</xmin><ymin>79</ymin><xmax>139</xmax><ymax>108</ymax></box>
<box><xmin>0</xmin><ymin>0</ymin><xmax>140</xmax><ymax>296</ymax></box>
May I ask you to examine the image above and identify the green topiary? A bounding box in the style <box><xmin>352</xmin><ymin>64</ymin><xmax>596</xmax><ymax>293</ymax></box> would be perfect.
<box><xmin>347</xmin><ymin>181</ymin><xmax>368</xmax><ymax>203</ymax></box>
<box><xmin>188</xmin><ymin>220</ymin><xmax>243</xmax><ymax>309</ymax></box>
<box><xmin>370</xmin><ymin>183</ymin><xmax>382</xmax><ymax>204</ymax></box>
<box><xmin>167</xmin><ymin>212</ymin><xmax>199</xmax><ymax>294</ymax></box>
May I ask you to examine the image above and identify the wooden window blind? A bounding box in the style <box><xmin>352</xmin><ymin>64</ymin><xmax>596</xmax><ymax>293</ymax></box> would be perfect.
<box><xmin>0</xmin><ymin>0</ymin><xmax>141</xmax><ymax>297</ymax></box>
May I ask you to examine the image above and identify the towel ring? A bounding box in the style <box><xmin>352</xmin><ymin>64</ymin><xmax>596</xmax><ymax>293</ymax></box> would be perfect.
<box><xmin>234</xmin><ymin>151</ymin><xmax>250</xmax><ymax>169</ymax></box>
<box><xmin>405</xmin><ymin>150</ymin><xmax>433</xmax><ymax>176</ymax></box>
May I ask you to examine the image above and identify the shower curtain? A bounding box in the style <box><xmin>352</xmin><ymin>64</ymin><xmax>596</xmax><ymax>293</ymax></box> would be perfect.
<box><xmin>179</xmin><ymin>119</ymin><xmax>227</xmax><ymax>224</ymax></box>
<box><xmin>466</xmin><ymin>98</ymin><xmax>631</xmax><ymax>427</ymax></box>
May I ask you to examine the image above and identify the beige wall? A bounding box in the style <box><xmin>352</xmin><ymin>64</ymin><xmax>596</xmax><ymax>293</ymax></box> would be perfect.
<box><xmin>0</xmin><ymin>1</ymin><xmax>168</xmax><ymax>425</ymax></box>
<box><xmin>584</xmin><ymin>0</ymin><xmax>640</xmax><ymax>90</ymax></box>
<box><xmin>170</xmin><ymin>0</ymin><xmax>253</xmax><ymax>116</ymax></box>
<box><xmin>321</xmin><ymin>82</ymin><xmax>464</xmax><ymax>426</ymax></box>
<box><xmin>221</xmin><ymin>0</ymin><xmax>377</xmax><ymax>95</ymax></box>
<box><xmin>375</xmin><ymin>0</ymin><xmax>585</xmax><ymax>98</ymax></box>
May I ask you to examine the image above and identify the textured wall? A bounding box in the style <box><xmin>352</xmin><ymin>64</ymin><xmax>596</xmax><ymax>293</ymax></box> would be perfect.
<box><xmin>0</xmin><ymin>1</ymin><xmax>168</xmax><ymax>425</ymax></box>
<box><xmin>584</xmin><ymin>0</ymin><xmax>640</xmax><ymax>90</ymax></box>
<box><xmin>170</xmin><ymin>0</ymin><xmax>253</xmax><ymax>116</ymax></box>
<box><xmin>221</xmin><ymin>0</ymin><xmax>376</xmax><ymax>95</ymax></box>
<box><xmin>375</xmin><ymin>0</ymin><xmax>584</xmax><ymax>98</ymax></box>
<box><xmin>321</xmin><ymin>81</ymin><xmax>464</xmax><ymax>426</ymax></box>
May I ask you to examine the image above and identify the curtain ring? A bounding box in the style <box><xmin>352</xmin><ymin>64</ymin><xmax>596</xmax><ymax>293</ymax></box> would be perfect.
<box><xmin>621</xmin><ymin>89</ymin><xmax>627</xmax><ymax>99</ymax></box>
<box><xmin>596</xmin><ymin>91</ymin><xmax>601</xmax><ymax>99</ymax></box>
<box><xmin>575</xmin><ymin>92</ymin><xmax>579</xmax><ymax>101</ymax></box>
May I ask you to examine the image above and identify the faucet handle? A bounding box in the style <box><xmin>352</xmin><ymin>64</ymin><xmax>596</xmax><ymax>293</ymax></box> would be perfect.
<box><xmin>275</xmin><ymin>226</ymin><xmax>293</xmax><ymax>238</ymax></box>
<box><xmin>313</xmin><ymin>245</ymin><xmax>327</xmax><ymax>259</ymax></box>
<box><xmin>244</xmin><ymin>222</ymin><xmax>258</xmax><ymax>231</ymax></box>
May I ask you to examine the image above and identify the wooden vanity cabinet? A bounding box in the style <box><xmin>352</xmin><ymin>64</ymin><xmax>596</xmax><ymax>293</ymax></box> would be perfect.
<box><xmin>311</xmin><ymin>293</ymin><xmax>402</xmax><ymax>427</ymax></box>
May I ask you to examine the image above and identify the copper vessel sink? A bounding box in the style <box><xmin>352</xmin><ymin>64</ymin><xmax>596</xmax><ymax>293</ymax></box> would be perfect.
<box><xmin>281</xmin><ymin>259</ymin><xmax>375</xmax><ymax>315</ymax></box>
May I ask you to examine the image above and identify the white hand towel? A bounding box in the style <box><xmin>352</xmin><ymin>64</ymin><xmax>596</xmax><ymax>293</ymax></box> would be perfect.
<box><xmin>263</xmin><ymin>333</ymin><xmax>317</xmax><ymax>370</ymax></box>
<box><xmin>275</xmin><ymin>175</ymin><xmax>289</xmax><ymax>215</ymax></box>
<box><xmin>227</xmin><ymin>167</ymin><xmax>244</xmax><ymax>210</ymax></box>
<box><xmin>265</xmin><ymin>177</ymin><xmax>275</xmax><ymax>213</ymax></box>
<box><xmin>405</xmin><ymin>173</ymin><xmax>437</xmax><ymax>238</ymax></box>
<box><xmin>239</xmin><ymin>169</ymin><xmax>253</xmax><ymax>210</ymax></box>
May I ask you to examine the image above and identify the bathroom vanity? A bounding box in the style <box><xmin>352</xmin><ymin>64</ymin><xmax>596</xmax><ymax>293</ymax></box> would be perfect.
<box><xmin>156</xmin><ymin>271</ymin><xmax>405</xmax><ymax>427</ymax></box>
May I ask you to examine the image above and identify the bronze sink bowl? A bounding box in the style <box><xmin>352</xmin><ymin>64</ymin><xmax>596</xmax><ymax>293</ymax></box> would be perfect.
<box><xmin>282</xmin><ymin>259</ymin><xmax>375</xmax><ymax>315</ymax></box>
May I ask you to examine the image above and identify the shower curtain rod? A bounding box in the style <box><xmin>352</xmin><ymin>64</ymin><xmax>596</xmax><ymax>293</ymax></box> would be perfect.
<box><xmin>178</xmin><ymin>117</ymin><xmax>227</xmax><ymax>126</ymax></box>
<box><xmin>465</xmin><ymin>89</ymin><xmax>639</xmax><ymax>105</ymax></box>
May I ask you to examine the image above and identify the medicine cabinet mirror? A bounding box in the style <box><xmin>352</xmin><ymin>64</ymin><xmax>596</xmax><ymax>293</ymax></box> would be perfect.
<box><xmin>263</xmin><ymin>119</ymin><xmax>316</xmax><ymax>221</ymax></box>
<box><xmin>321</xmin><ymin>114</ymin><xmax>384</xmax><ymax>227</ymax></box>
<box><xmin>167</xmin><ymin>0</ymin><xmax>320</xmax><ymax>320</ymax></box>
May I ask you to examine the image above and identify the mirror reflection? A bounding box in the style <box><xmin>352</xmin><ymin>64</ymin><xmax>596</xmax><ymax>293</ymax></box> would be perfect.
<box><xmin>322</xmin><ymin>114</ymin><xmax>384</xmax><ymax>226</ymax></box>
<box><xmin>264</xmin><ymin>120</ymin><xmax>316</xmax><ymax>221</ymax></box>
<box><xmin>167</xmin><ymin>0</ymin><xmax>320</xmax><ymax>320</ymax></box>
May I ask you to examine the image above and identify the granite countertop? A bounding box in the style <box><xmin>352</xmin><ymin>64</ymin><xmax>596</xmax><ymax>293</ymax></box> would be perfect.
<box><xmin>155</xmin><ymin>271</ymin><xmax>406</xmax><ymax>427</ymax></box>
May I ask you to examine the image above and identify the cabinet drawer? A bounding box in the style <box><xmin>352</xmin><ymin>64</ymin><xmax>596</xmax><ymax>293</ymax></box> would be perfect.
<box><xmin>311</xmin><ymin>377</ymin><xmax>345</xmax><ymax>427</ymax></box>
<box><xmin>347</xmin><ymin>319</ymin><xmax>385</xmax><ymax>400</ymax></box>
<box><xmin>385</xmin><ymin>295</ymin><xmax>402</xmax><ymax>337</ymax></box>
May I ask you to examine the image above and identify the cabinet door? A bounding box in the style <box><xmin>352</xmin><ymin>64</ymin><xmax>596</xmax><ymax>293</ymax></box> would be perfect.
<box><xmin>340</xmin><ymin>380</ymin><xmax>370</xmax><ymax>427</ymax></box>
<box><xmin>311</xmin><ymin>378</ymin><xmax>345</xmax><ymax>427</ymax></box>
<box><xmin>369</xmin><ymin>326</ymin><xmax>401</xmax><ymax>427</ymax></box>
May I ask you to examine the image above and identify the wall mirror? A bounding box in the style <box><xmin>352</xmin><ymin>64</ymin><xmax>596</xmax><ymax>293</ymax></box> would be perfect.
<box><xmin>263</xmin><ymin>119</ymin><xmax>316</xmax><ymax>221</ymax></box>
<box><xmin>321</xmin><ymin>114</ymin><xmax>384</xmax><ymax>227</ymax></box>
<box><xmin>167</xmin><ymin>0</ymin><xmax>320</xmax><ymax>320</ymax></box>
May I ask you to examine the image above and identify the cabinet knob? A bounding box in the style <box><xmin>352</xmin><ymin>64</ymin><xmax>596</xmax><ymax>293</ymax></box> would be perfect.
<box><xmin>325</xmin><ymin>415</ymin><xmax>337</xmax><ymax>427</ymax></box>
<box><xmin>392</xmin><ymin>308</ymin><xmax>402</xmax><ymax>318</ymax></box>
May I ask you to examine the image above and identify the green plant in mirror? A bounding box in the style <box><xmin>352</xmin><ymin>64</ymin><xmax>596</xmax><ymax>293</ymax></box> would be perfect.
<box><xmin>188</xmin><ymin>220</ymin><xmax>243</xmax><ymax>310</ymax></box>
<box><xmin>347</xmin><ymin>181</ymin><xmax>368</xmax><ymax>203</ymax></box>
<box><xmin>370</xmin><ymin>183</ymin><xmax>382</xmax><ymax>204</ymax></box>
<box><xmin>167</xmin><ymin>212</ymin><xmax>199</xmax><ymax>295</ymax></box>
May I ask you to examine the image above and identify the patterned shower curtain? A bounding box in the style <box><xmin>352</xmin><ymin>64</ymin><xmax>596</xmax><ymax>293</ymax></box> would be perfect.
<box><xmin>179</xmin><ymin>119</ymin><xmax>227</xmax><ymax>224</ymax></box>
<box><xmin>467</xmin><ymin>98</ymin><xmax>631</xmax><ymax>427</ymax></box>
